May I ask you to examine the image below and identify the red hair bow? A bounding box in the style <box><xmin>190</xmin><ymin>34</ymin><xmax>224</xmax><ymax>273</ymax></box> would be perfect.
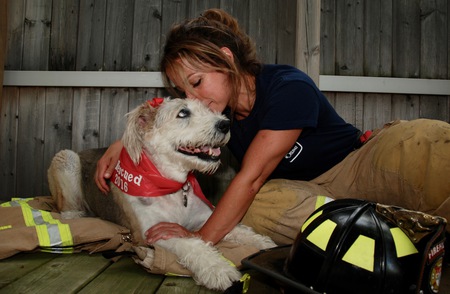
<box><xmin>147</xmin><ymin>97</ymin><xmax>165</xmax><ymax>108</ymax></box>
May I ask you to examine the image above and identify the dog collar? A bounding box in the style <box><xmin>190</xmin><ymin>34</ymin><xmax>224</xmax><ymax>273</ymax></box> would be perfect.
<box><xmin>111</xmin><ymin>148</ymin><xmax>214</xmax><ymax>209</ymax></box>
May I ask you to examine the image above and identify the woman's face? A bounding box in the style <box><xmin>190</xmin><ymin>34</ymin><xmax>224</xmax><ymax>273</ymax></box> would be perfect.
<box><xmin>167</xmin><ymin>60</ymin><xmax>231</xmax><ymax>113</ymax></box>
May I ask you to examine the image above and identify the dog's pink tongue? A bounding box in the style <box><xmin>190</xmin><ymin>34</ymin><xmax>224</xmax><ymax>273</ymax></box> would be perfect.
<box><xmin>201</xmin><ymin>146</ymin><xmax>221</xmax><ymax>156</ymax></box>
<box><xmin>211</xmin><ymin>147</ymin><xmax>221</xmax><ymax>156</ymax></box>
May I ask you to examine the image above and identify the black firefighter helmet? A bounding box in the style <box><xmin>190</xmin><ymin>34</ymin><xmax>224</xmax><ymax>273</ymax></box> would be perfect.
<box><xmin>242</xmin><ymin>199</ymin><xmax>447</xmax><ymax>294</ymax></box>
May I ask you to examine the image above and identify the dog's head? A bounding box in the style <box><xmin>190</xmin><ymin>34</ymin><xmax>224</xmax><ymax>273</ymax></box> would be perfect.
<box><xmin>122</xmin><ymin>98</ymin><xmax>230</xmax><ymax>180</ymax></box>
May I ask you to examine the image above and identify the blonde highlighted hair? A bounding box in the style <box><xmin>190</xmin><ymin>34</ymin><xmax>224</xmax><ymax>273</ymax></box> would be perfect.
<box><xmin>160</xmin><ymin>9</ymin><xmax>261</xmax><ymax>113</ymax></box>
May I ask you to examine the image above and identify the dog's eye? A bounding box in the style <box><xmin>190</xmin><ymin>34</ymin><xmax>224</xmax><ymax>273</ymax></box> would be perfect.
<box><xmin>177</xmin><ymin>109</ymin><xmax>190</xmax><ymax>118</ymax></box>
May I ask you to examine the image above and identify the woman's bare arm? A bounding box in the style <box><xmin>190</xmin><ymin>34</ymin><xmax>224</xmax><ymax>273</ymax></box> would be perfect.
<box><xmin>145</xmin><ymin>128</ymin><xmax>302</xmax><ymax>244</ymax></box>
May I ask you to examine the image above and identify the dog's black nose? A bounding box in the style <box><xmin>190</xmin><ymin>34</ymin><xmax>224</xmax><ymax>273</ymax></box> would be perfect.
<box><xmin>216</xmin><ymin>119</ymin><xmax>230</xmax><ymax>134</ymax></box>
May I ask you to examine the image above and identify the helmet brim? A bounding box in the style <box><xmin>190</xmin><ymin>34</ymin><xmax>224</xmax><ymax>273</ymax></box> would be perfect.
<box><xmin>242</xmin><ymin>245</ymin><xmax>320</xmax><ymax>294</ymax></box>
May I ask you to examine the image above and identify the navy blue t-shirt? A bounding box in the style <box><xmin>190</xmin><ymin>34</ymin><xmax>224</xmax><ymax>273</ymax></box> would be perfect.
<box><xmin>227</xmin><ymin>64</ymin><xmax>361</xmax><ymax>180</ymax></box>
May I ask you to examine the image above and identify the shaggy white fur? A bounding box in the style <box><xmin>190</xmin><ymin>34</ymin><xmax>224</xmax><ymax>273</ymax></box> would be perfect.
<box><xmin>48</xmin><ymin>98</ymin><xmax>276</xmax><ymax>291</ymax></box>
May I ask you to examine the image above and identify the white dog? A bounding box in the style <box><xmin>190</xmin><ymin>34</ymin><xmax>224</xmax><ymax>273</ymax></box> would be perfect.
<box><xmin>48</xmin><ymin>97</ymin><xmax>275</xmax><ymax>291</ymax></box>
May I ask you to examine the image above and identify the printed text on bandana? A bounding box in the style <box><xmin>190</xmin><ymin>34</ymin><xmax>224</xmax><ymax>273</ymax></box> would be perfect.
<box><xmin>113</xmin><ymin>160</ymin><xmax>142</xmax><ymax>193</ymax></box>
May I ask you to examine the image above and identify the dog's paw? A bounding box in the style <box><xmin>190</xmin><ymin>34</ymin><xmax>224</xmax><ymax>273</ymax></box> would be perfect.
<box><xmin>158</xmin><ymin>238</ymin><xmax>242</xmax><ymax>291</ymax></box>
<box><xmin>255</xmin><ymin>233</ymin><xmax>277</xmax><ymax>249</ymax></box>
<box><xmin>192</xmin><ymin>260</ymin><xmax>242</xmax><ymax>291</ymax></box>
<box><xmin>184</xmin><ymin>243</ymin><xmax>242</xmax><ymax>290</ymax></box>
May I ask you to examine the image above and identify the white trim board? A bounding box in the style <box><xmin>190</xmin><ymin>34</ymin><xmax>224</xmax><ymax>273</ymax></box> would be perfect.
<box><xmin>3</xmin><ymin>71</ymin><xmax>450</xmax><ymax>95</ymax></box>
<box><xmin>3</xmin><ymin>71</ymin><xmax>164</xmax><ymax>88</ymax></box>
<box><xmin>319</xmin><ymin>75</ymin><xmax>450</xmax><ymax>96</ymax></box>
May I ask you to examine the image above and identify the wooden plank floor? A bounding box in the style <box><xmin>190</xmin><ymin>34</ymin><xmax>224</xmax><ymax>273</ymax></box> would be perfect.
<box><xmin>1</xmin><ymin>251</ymin><xmax>450</xmax><ymax>293</ymax></box>
<box><xmin>0</xmin><ymin>252</ymin><xmax>281</xmax><ymax>294</ymax></box>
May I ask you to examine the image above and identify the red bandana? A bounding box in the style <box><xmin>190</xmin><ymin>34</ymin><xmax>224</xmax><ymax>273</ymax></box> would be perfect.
<box><xmin>111</xmin><ymin>148</ymin><xmax>214</xmax><ymax>209</ymax></box>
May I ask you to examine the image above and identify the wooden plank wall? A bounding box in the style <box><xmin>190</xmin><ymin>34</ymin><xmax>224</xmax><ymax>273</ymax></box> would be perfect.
<box><xmin>321</xmin><ymin>0</ymin><xmax>450</xmax><ymax>130</ymax></box>
<box><xmin>1</xmin><ymin>0</ymin><xmax>297</xmax><ymax>201</ymax></box>
<box><xmin>1</xmin><ymin>0</ymin><xmax>449</xmax><ymax>201</ymax></box>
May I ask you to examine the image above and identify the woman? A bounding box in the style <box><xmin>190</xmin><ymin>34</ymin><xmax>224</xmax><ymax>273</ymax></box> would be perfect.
<box><xmin>95</xmin><ymin>9</ymin><xmax>450</xmax><ymax>245</ymax></box>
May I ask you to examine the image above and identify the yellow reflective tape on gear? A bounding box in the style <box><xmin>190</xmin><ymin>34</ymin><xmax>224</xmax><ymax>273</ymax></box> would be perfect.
<box><xmin>1</xmin><ymin>198</ymin><xmax>34</xmax><ymax>207</ymax></box>
<box><xmin>41</xmin><ymin>247</ymin><xmax>75</xmax><ymax>254</ymax></box>
<box><xmin>41</xmin><ymin>210</ymin><xmax>61</xmax><ymax>225</ymax></box>
<box><xmin>220</xmin><ymin>254</ymin><xmax>236</xmax><ymax>267</ymax></box>
<box><xmin>342</xmin><ymin>234</ymin><xmax>375</xmax><ymax>272</ymax></box>
<box><xmin>21</xmin><ymin>205</ymin><xmax>36</xmax><ymax>227</ymax></box>
<box><xmin>0</xmin><ymin>225</ymin><xmax>12</xmax><ymax>230</ymax></box>
<box><xmin>240</xmin><ymin>273</ymin><xmax>251</xmax><ymax>293</ymax></box>
<box><xmin>315</xmin><ymin>195</ymin><xmax>333</xmax><ymax>210</ymax></box>
<box><xmin>11</xmin><ymin>197</ymin><xmax>34</xmax><ymax>201</ymax></box>
<box><xmin>35</xmin><ymin>224</ymin><xmax>52</xmax><ymax>247</ymax></box>
<box><xmin>165</xmin><ymin>272</ymin><xmax>191</xmax><ymax>277</ymax></box>
<box><xmin>306</xmin><ymin>219</ymin><xmax>336</xmax><ymax>251</ymax></box>
<box><xmin>390</xmin><ymin>227</ymin><xmax>418</xmax><ymax>258</ymax></box>
<box><xmin>53</xmin><ymin>222</ymin><xmax>73</xmax><ymax>247</ymax></box>
<box><xmin>2</xmin><ymin>198</ymin><xmax>33</xmax><ymax>210</ymax></box>
<box><xmin>18</xmin><ymin>202</ymin><xmax>74</xmax><ymax>251</ymax></box>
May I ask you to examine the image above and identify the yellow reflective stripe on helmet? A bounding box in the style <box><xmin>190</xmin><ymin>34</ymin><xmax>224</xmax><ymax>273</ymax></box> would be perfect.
<box><xmin>301</xmin><ymin>196</ymin><xmax>333</xmax><ymax>232</ymax></box>
<box><xmin>342</xmin><ymin>234</ymin><xmax>375</xmax><ymax>272</ymax></box>
<box><xmin>306</xmin><ymin>219</ymin><xmax>337</xmax><ymax>251</ymax></box>
<box><xmin>301</xmin><ymin>210</ymin><xmax>323</xmax><ymax>232</ymax></box>
<box><xmin>390</xmin><ymin>227</ymin><xmax>418</xmax><ymax>258</ymax></box>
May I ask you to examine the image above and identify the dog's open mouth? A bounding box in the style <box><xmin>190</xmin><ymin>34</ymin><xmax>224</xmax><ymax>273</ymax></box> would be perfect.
<box><xmin>178</xmin><ymin>145</ymin><xmax>222</xmax><ymax>161</ymax></box>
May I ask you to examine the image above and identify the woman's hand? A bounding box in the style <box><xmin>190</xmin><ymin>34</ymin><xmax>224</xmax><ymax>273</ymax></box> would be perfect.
<box><xmin>95</xmin><ymin>140</ymin><xmax>123</xmax><ymax>194</ymax></box>
<box><xmin>145</xmin><ymin>222</ymin><xmax>200</xmax><ymax>244</ymax></box>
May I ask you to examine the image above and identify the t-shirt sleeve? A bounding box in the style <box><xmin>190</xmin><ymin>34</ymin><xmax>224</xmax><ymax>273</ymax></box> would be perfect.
<box><xmin>260</xmin><ymin>79</ymin><xmax>320</xmax><ymax>130</ymax></box>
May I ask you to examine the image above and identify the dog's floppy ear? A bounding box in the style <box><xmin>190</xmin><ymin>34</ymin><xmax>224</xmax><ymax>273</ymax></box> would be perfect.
<box><xmin>121</xmin><ymin>99</ymin><xmax>160</xmax><ymax>164</ymax></box>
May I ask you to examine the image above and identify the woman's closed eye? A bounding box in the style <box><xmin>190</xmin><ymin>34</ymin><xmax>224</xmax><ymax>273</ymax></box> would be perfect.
<box><xmin>192</xmin><ymin>79</ymin><xmax>201</xmax><ymax>88</ymax></box>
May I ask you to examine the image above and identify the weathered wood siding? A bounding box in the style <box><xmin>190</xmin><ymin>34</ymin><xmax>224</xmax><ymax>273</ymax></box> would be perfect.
<box><xmin>321</xmin><ymin>0</ymin><xmax>450</xmax><ymax>130</ymax></box>
<box><xmin>1</xmin><ymin>0</ymin><xmax>297</xmax><ymax>201</ymax></box>
<box><xmin>1</xmin><ymin>0</ymin><xmax>449</xmax><ymax>201</ymax></box>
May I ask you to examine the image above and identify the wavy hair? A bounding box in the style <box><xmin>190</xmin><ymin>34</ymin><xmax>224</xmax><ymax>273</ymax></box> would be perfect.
<box><xmin>160</xmin><ymin>9</ymin><xmax>261</xmax><ymax>113</ymax></box>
